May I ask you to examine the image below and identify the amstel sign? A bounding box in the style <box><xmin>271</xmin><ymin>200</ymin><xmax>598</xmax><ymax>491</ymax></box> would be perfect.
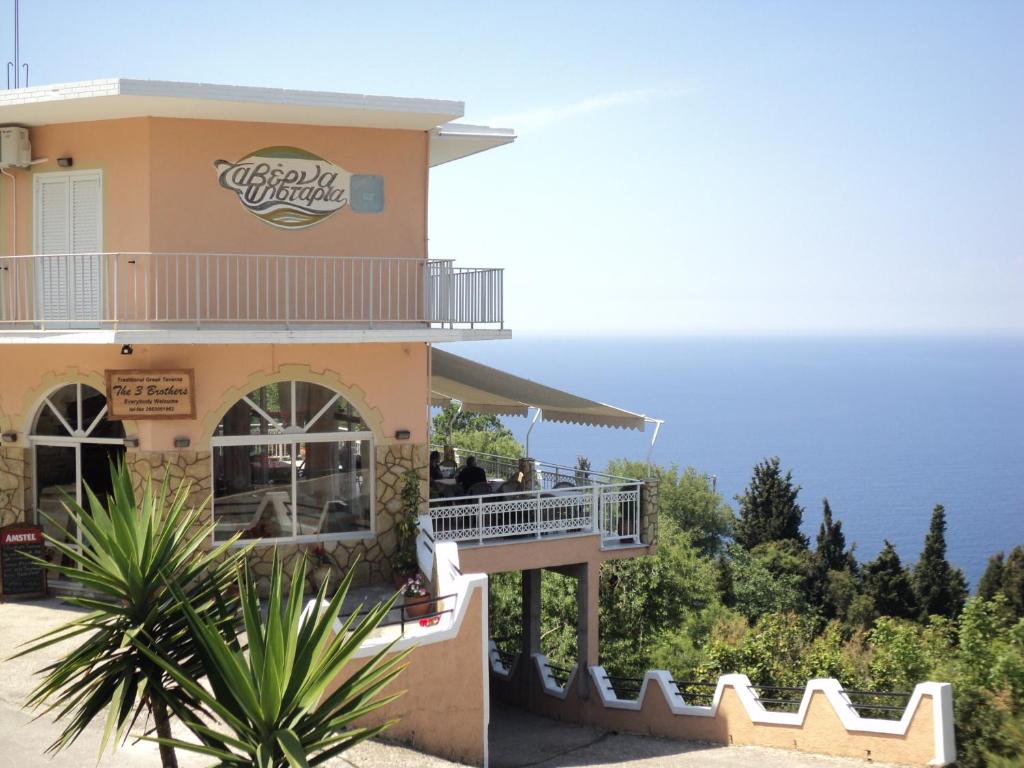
<box><xmin>214</xmin><ymin>146</ymin><xmax>351</xmax><ymax>229</ymax></box>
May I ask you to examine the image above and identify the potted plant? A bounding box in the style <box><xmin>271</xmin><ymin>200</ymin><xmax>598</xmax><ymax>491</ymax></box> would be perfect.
<box><xmin>392</xmin><ymin>468</ymin><xmax>421</xmax><ymax>587</ymax></box>
<box><xmin>401</xmin><ymin>574</ymin><xmax>433</xmax><ymax>619</ymax></box>
<box><xmin>306</xmin><ymin>543</ymin><xmax>335</xmax><ymax>593</ymax></box>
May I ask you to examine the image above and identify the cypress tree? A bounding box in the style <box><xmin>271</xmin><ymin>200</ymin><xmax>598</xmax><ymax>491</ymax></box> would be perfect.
<box><xmin>1004</xmin><ymin>546</ymin><xmax>1024</xmax><ymax>619</ymax></box>
<box><xmin>912</xmin><ymin>504</ymin><xmax>968</xmax><ymax>620</ymax></box>
<box><xmin>863</xmin><ymin>540</ymin><xmax>918</xmax><ymax>620</ymax></box>
<box><xmin>985</xmin><ymin>545</ymin><xmax>1024</xmax><ymax>620</ymax></box>
<box><xmin>978</xmin><ymin>552</ymin><xmax>1005</xmax><ymax>601</ymax></box>
<box><xmin>811</xmin><ymin>498</ymin><xmax>857</xmax><ymax>618</ymax></box>
<box><xmin>734</xmin><ymin>457</ymin><xmax>808</xmax><ymax>549</ymax></box>
<box><xmin>815</xmin><ymin>498</ymin><xmax>851</xmax><ymax>572</ymax></box>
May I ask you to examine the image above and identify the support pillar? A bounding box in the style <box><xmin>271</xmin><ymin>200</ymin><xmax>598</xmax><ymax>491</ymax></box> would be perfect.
<box><xmin>520</xmin><ymin>569</ymin><xmax>541</xmax><ymax>699</ymax></box>
<box><xmin>575</xmin><ymin>561</ymin><xmax>600</xmax><ymax>699</ymax></box>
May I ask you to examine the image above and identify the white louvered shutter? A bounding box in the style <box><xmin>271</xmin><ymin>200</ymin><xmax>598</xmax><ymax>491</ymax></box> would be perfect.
<box><xmin>37</xmin><ymin>176</ymin><xmax>71</xmax><ymax>322</ymax></box>
<box><xmin>69</xmin><ymin>174</ymin><xmax>102</xmax><ymax>322</ymax></box>
<box><xmin>35</xmin><ymin>172</ymin><xmax>102</xmax><ymax>324</ymax></box>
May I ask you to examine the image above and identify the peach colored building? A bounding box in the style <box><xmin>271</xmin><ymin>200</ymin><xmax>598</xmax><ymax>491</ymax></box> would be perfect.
<box><xmin>0</xmin><ymin>80</ymin><xmax>952</xmax><ymax>767</ymax></box>
<box><xmin>0</xmin><ymin>77</ymin><xmax>665</xmax><ymax>759</ymax></box>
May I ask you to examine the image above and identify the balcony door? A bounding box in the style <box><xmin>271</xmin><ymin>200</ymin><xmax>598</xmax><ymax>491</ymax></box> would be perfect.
<box><xmin>33</xmin><ymin>170</ymin><xmax>103</xmax><ymax>325</ymax></box>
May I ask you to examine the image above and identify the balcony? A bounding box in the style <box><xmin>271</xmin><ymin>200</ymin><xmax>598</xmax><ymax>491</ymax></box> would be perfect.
<box><xmin>426</xmin><ymin>451</ymin><xmax>647</xmax><ymax>550</ymax></box>
<box><xmin>0</xmin><ymin>253</ymin><xmax>505</xmax><ymax>342</ymax></box>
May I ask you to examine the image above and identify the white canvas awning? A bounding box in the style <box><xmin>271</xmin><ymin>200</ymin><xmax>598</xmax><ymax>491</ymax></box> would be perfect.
<box><xmin>430</xmin><ymin>349</ymin><xmax>655</xmax><ymax>431</ymax></box>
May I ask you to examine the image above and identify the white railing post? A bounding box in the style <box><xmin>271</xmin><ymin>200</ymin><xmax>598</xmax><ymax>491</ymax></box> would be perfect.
<box><xmin>477</xmin><ymin>498</ymin><xmax>483</xmax><ymax>545</ymax></box>
<box><xmin>593</xmin><ymin>485</ymin><xmax>601</xmax><ymax>539</ymax></box>
<box><xmin>111</xmin><ymin>253</ymin><xmax>118</xmax><ymax>327</ymax></box>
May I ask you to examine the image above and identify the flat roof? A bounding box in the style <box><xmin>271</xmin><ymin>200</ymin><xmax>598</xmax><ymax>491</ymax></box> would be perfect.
<box><xmin>0</xmin><ymin>78</ymin><xmax>515</xmax><ymax>164</ymax></box>
<box><xmin>0</xmin><ymin>78</ymin><xmax>465</xmax><ymax>129</ymax></box>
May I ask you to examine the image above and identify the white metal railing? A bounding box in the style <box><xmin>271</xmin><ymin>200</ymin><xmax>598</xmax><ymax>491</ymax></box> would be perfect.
<box><xmin>428</xmin><ymin>450</ymin><xmax>642</xmax><ymax>547</ymax></box>
<box><xmin>0</xmin><ymin>252</ymin><xmax>504</xmax><ymax>330</ymax></box>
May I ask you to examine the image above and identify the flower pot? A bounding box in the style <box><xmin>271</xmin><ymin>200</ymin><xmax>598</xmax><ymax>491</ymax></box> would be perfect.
<box><xmin>403</xmin><ymin>596</ymin><xmax>434</xmax><ymax>619</ymax></box>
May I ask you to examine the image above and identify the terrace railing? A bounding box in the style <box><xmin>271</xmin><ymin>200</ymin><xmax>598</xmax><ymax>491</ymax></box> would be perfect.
<box><xmin>428</xmin><ymin>448</ymin><xmax>643</xmax><ymax>547</ymax></box>
<box><xmin>0</xmin><ymin>253</ymin><xmax>503</xmax><ymax>330</ymax></box>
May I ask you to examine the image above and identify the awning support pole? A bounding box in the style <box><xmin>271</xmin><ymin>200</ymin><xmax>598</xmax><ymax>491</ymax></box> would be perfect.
<box><xmin>525</xmin><ymin>408</ymin><xmax>542</xmax><ymax>458</ymax></box>
<box><xmin>645</xmin><ymin>419</ymin><xmax>664</xmax><ymax>476</ymax></box>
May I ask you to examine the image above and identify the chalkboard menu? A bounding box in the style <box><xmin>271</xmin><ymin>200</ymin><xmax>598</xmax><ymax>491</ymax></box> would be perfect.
<box><xmin>1</xmin><ymin>524</ymin><xmax>47</xmax><ymax>600</ymax></box>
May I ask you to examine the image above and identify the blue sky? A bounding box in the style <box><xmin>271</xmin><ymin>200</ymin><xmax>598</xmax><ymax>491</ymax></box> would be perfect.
<box><xmin>11</xmin><ymin>1</ymin><xmax>1023</xmax><ymax>334</ymax></box>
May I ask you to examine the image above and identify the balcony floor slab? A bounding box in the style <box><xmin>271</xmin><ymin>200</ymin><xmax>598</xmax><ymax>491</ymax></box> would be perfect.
<box><xmin>0</xmin><ymin>326</ymin><xmax>511</xmax><ymax>344</ymax></box>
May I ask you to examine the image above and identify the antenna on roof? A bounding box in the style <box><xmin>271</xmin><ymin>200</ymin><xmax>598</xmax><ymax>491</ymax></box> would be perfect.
<box><xmin>6</xmin><ymin>0</ymin><xmax>27</xmax><ymax>89</ymax></box>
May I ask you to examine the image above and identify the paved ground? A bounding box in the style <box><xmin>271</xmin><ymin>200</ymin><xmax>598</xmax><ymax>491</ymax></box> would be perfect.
<box><xmin>1</xmin><ymin>599</ymin><xmax>902</xmax><ymax>768</ymax></box>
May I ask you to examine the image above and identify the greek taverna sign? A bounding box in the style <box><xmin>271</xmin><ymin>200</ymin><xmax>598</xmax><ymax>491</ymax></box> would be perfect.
<box><xmin>214</xmin><ymin>146</ymin><xmax>351</xmax><ymax>229</ymax></box>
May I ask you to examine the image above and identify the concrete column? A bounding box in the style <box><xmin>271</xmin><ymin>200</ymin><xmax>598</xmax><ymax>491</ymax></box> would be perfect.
<box><xmin>520</xmin><ymin>569</ymin><xmax>542</xmax><ymax>698</ymax></box>
<box><xmin>575</xmin><ymin>561</ymin><xmax>600</xmax><ymax>699</ymax></box>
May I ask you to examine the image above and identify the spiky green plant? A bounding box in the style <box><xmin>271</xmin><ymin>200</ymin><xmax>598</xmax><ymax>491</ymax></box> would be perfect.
<box><xmin>134</xmin><ymin>553</ymin><xmax>410</xmax><ymax>767</ymax></box>
<box><xmin>14</xmin><ymin>462</ymin><xmax>248</xmax><ymax>768</ymax></box>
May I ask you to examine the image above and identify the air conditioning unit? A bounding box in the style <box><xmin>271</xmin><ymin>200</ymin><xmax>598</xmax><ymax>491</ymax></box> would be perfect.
<box><xmin>0</xmin><ymin>127</ymin><xmax>31</xmax><ymax>169</ymax></box>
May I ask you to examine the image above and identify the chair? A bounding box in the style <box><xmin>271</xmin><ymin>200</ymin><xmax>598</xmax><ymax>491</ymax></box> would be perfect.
<box><xmin>466</xmin><ymin>481</ymin><xmax>493</xmax><ymax>496</ymax></box>
<box><xmin>499</xmin><ymin>480</ymin><xmax>522</xmax><ymax>493</ymax></box>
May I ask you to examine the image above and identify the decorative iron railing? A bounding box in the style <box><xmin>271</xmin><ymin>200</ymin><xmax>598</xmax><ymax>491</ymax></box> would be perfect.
<box><xmin>0</xmin><ymin>253</ymin><xmax>503</xmax><ymax>330</ymax></box>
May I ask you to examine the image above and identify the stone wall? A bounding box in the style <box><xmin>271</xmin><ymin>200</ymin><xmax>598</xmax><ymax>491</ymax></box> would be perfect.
<box><xmin>4</xmin><ymin>442</ymin><xmax>428</xmax><ymax>592</ymax></box>
<box><xmin>640</xmin><ymin>478</ymin><xmax>659</xmax><ymax>550</ymax></box>
<box><xmin>0</xmin><ymin>446</ymin><xmax>31</xmax><ymax>528</ymax></box>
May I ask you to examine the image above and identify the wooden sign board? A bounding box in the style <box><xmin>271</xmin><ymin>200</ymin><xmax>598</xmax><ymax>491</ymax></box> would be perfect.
<box><xmin>105</xmin><ymin>369</ymin><xmax>196</xmax><ymax>420</ymax></box>
<box><xmin>0</xmin><ymin>524</ymin><xmax>47</xmax><ymax>600</ymax></box>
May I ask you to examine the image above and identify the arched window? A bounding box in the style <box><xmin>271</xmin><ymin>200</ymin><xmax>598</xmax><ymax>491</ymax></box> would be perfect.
<box><xmin>31</xmin><ymin>383</ymin><xmax>126</xmax><ymax>549</ymax></box>
<box><xmin>211</xmin><ymin>381</ymin><xmax>374</xmax><ymax>543</ymax></box>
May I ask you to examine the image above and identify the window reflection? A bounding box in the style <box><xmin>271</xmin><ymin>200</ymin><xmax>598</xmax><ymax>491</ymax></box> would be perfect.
<box><xmin>212</xmin><ymin>381</ymin><xmax>373</xmax><ymax>543</ymax></box>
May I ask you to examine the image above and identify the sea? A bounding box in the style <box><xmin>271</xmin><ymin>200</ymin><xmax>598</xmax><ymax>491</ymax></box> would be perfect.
<box><xmin>438</xmin><ymin>336</ymin><xmax>1024</xmax><ymax>589</ymax></box>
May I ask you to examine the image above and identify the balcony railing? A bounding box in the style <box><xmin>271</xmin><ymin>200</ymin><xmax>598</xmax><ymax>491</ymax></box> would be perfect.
<box><xmin>0</xmin><ymin>253</ymin><xmax>503</xmax><ymax>330</ymax></box>
<box><xmin>427</xmin><ymin>451</ymin><xmax>643</xmax><ymax>548</ymax></box>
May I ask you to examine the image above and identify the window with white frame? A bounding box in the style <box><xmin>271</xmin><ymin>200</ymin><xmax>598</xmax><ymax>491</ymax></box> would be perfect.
<box><xmin>211</xmin><ymin>381</ymin><xmax>374</xmax><ymax>544</ymax></box>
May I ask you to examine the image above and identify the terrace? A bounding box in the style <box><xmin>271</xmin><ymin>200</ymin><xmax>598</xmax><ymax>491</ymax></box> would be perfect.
<box><xmin>426</xmin><ymin>450</ymin><xmax>645</xmax><ymax>549</ymax></box>
<box><xmin>0</xmin><ymin>253</ymin><xmax>504</xmax><ymax>340</ymax></box>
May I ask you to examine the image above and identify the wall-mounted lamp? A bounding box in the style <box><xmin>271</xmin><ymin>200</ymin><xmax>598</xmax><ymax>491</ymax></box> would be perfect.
<box><xmin>173</xmin><ymin>436</ymin><xmax>190</xmax><ymax>448</ymax></box>
<box><xmin>1</xmin><ymin>431</ymin><xmax>17</xmax><ymax>443</ymax></box>
<box><xmin>394</xmin><ymin>429</ymin><xmax>411</xmax><ymax>441</ymax></box>
<box><xmin>120</xmin><ymin>344</ymin><xmax>133</xmax><ymax>356</ymax></box>
<box><xmin>57</xmin><ymin>156</ymin><xmax>73</xmax><ymax>168</ymax></box>
<box><xmin>123</xmin><ymin>436</ymin><xmax>140</xmax><ymax>448</ymax></box>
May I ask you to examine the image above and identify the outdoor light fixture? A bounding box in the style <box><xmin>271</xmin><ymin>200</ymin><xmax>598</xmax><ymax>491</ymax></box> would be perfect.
<box><xmin>394</xmin><ymin>429</ymin><xmax>411</xmax><ymax>440</ymax></box>
<box><xmin>120</xmin><ymin>344</ymin><xmax>133</xmax><ymax>356</ymax></box>
<box><xmin>1</xmin><ymin>431</ymin><xmax>17</xmax><ymax>443</ymax></box>
<box><xmin>123</xmin><ymin>436</ymin><xmax>140</xmax><ymax>448</ymax></box>
<box><xmin>57</xmin><ymin>156</ymin><xmax>73</xmax><ymax>167</ymax></box>
<box><xmin>173</xmin><ymin>436</ymin><xmax>190</xmax><ymax>448</ymax></box>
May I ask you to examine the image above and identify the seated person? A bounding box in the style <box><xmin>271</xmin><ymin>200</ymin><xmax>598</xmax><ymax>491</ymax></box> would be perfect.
<box><xmin>456</xmin><ymin>456</ymin><xmax>487</xmax><ymax>492</ymax></box>
<box><xmin>429</xmin><ymin>450</ymin><xmax>442</xmax><ymax>482</ymax></box>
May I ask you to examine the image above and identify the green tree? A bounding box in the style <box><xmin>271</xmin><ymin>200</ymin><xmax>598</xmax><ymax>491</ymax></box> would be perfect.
<box><xmin>810</xmin><ymin>498</ymin><xmax>858</xmax><ymax>619</ymax></box>
<box><xmin>446</xmin><ymin>428</ymin><xmax>523</xmax><ymax>462</ymax></box>
<box><xmin>599</xmin><ymin>517</ymin><xmax>720</xmax><ymax>677</ymax></box>
<box><xmin>980</xmin><ymin>552</ymin><xmax>1007</xmax><ymax>600</ymax></box>
<box><xmin>979</xmin><ymin>547</ymin><xmax>1024</xmax><ymax>620</ymax></box>
<box><xmin>606</xmin><ymin>460</ymin><xmax>733</xmax><ymax>555</ymax></box>
<box><xmin>733</xmin><ymin>457</ymin><xmax>808</xmax><ymax>550</ymax></box>
<box><xmin>728</xmin><ymin>543</ymin><xmax>808</xmax><ymax>622</ymax></box>
<box><xmin>16</xmin><ymin>464</ymin><xmax>247</xmax><ymax>768</ymax></box>
<box><xmin>913</xmin><ymin>504</ymin><xmax>968</xmax><ymax>620</ymax></box>
<box><xmin>862</xmin><ymin>540</ymin><xmax>918</xmax><ymax>621</ymax></box>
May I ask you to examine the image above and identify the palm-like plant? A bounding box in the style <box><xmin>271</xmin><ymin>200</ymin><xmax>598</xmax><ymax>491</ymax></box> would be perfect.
<box><xmin>134</xmin><ymin>553</ymin><xmax>410</xmax><ymax>767</ymax></box>
<box><xmin>14</xmin><ymin>463</ymin><xmax>248</xmax><ymax>768</ymax></box>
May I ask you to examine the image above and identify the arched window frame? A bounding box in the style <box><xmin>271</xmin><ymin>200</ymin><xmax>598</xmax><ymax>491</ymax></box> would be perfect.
<box><xmin>29</xmin><ymin>382</ymin><xmax>126</xmax><ymax>549</ymax></box>
<box><xmin>209</xmin><ymin>380</ymin><xmax>375</xmax><ymax>546</ymax></box>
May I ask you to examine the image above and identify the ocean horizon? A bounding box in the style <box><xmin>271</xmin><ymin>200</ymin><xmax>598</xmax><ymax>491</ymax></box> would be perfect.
<box><xmin>439</xmin><ymin>335</ymin><xmax>1024</xmax><ymax>588</ymax></box>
